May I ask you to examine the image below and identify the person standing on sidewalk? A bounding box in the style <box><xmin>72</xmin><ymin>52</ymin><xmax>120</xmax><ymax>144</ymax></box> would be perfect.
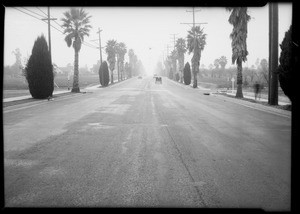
<box><xmin>253</xmin><ymin>81</ymin><xmax>261</xmax><ymax>101</ymax></box>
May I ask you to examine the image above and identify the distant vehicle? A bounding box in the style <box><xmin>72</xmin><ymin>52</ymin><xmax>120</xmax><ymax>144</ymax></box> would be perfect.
<box><xmin>138</xmin><ymin>76</ymin><xmax>142</xmax><ymax>79</ymax></box>
<box><xmin>155</xmin><ymin>76</ymin><xmax>162</xmax><ymax>84</ymax></box>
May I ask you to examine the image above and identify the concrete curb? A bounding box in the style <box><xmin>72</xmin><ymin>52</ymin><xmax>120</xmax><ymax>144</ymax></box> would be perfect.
<box><xmin>213</xmin><ymin>93</ymin><xmax>291</xmax><ymax>118</ymax></box>
<box><xmin>224</xmin><ymin>92</ymin><xmax>291</xmax><ymax>106</ymax></box>
<box><xmin>3</xmin><ymin>90</ymin><xmax>71</xmax><ymax>103</ymax></box>
<box><xmin>167</xmin><ymin>78</ymin><xmax>211</xmax><ymax>90</ymax></box>
<box><xmin>3</xmin><ymin>77</ymin><xmax>135</xmax><ymax>103</ymax></box>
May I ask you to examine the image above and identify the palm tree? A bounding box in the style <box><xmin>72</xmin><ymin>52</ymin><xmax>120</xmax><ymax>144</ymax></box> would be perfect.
<box><xmin>187</xmin><ymin>26</ymin><xmax>206</xmax><ymax>88</ymax></box>
<box><xmin>170</xmin><ymin>50</ymin><xmax>177</xmax><ymax>80</ymax></box>
<box><xmin>132</xmin><ymin>54</ymin><xmax>138</xmax><ymax>76</ymax></box>
<box><xmin>219</xmin><ymin>56</ymin><xmax>228</xmax><ymax>70</ymax></box>
<box><xmin>116</xmin><ymin>42</ymin><xmax>127</xmax><ymax>81</ymax></box>
<box><xmin>106</xmin><ymin>40</ymin><xmax>117</xmax><ymax>84</ymax></box>
<box><xmin>166</xmin><ymin>55</ymin><xmax>173</xmax><ymax>79</ymax></box>
<box><xmin>226</xmin><ymin>7</ymin><xmax>251</xmax><ymax>98</ymax></box>
<box><xmin>61</xmin><ymin>8</ymin><xmax>92</xmax><ymax>93</ymax></box>
<box><xmin>175</xmin><ymin>38</ymin><xmax>187</xmax><ymax>83</ymax></box>
<box><xmin>214</xmin><ymin>58</ymin><xmax>220</xmax><ymax>69</ymax></box>
<box><xmin>128</xmin><ymin>49</ymin><xmax>135</xmax><ymax>77</ymax></box>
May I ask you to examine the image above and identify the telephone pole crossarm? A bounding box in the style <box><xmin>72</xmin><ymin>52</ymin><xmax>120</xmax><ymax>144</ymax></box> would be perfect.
<box><xmin>181</xmin><ymin>7</ymin><xmax>208</xmax><ymax>29</ymax></box>
<box><xmin>186</xmin><ymin>9</ymin><xmax>201</xmax><ymax>12</ymax></box>
<box><xmin>180</xmin><ymin>22</ymin><xmax>208</xmax><ymax>25</ymax></box>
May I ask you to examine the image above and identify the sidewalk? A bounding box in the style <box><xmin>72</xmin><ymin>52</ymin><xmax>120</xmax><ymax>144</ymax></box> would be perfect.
<box><xmin>223</xmin><ymin>90</ymin><xmax>291</xmax><ymax>106</ymax></box>
<box><xmin>170</xmin><ymin>79</ymin><xmax>291</xmax><ymax>116</ymax></box>
<box><xmin>3</xmin><ymin>78</ymin><xmax>129</xmax><ymax>103</ymax></box>
<box><xmin>3</xmin><ymin>90</ymin><xmax>71</xmax><ymax>103</ymax></box>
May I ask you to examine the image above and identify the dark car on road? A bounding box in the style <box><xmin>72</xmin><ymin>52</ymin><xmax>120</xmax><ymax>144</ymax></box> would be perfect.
<box><xmin>155</xmin><ymin>76</ymin><xmax>162</xmax><ymax>84</ymax></box>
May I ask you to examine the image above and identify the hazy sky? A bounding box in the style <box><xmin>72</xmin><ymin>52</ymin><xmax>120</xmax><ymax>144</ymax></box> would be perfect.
<box><xmin>4</xmin><ymin>4</ymin><xmax>292</xmax><ymax>74</ymax></box>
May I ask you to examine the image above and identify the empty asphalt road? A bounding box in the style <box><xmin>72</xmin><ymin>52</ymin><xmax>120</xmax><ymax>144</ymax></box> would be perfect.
<box><xmin>3</xmin><ymin>76</ymin><xmax>291</xmax><ymax>210</ymax></box>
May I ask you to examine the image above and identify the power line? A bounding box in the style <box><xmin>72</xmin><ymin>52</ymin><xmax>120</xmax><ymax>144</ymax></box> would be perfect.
<box><xmin>21</xmin><ymin>7</ymin><xmax>46</xmax><ymax>18</ymax></box>
<box><xmin>53</xmin><ymin>19</ymin><xmax>63</xmax><ymax>28</ymax></box>
<box><xmin>47</xmin><ymin>22</ymin><xmax>97</xmax><ymax>49</ymax></box>
<box><xmin>13</xmin><ymin>7</ymin><xmax>98</xmax><ymax>50</ymax></box>
<box><xmin>82</xmin><ymin>41</ymin><xmax>99</xmax><ymax>49</ymax></box>
<box><xmin>12</xmin><ymin>7</ymin><xmax>47</xmax><ymax>23</ymax></box>
<box><xmin>36</xmin><ymin>7</ymin><xmax>48</xmax><ymax>16</ymax></box>
<box><xmin>90</xmin><ymin>40</ymin><xmax>99</xmax><ymax>45</ymax></box>
<box><xmin>37</xmin><ymin>7</ymin><xmax>63</xmax><ymax>30</ymax></box>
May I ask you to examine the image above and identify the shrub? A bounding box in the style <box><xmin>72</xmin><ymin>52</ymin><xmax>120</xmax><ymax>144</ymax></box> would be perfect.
<box><xmin>99</xmin><ymin>61</ymin><xmax>109</xmax><ymax>86</ymax></box>
<box><xmin>25</xmin><ymin>35</ymin><xmax>54</xmax><ymax>99</ymax></box>
<box><xmin>183</xmin><ymin>62</ymin><xmax>191</xmax><ymax>85</ymax></box>
<box><xmin>277</xmin><ymin>25</ymin><xmax>294</xmax><ymax>102</ymax></box>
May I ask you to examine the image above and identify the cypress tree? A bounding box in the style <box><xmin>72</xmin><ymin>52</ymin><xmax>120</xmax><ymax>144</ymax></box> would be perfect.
<box><xmin>25</xmin><ymin>35</ymin><xmax>54</xmax><ymax>99</ymax></box>
<box><xmin>183</xmin><ymin>62</ymin><xmax>191</xmax><ymax>85</ymax></box>
<box><xmin>99</xmin><ymin>61</ymin><xmax>109</xmax><ymax>86</ymax></box>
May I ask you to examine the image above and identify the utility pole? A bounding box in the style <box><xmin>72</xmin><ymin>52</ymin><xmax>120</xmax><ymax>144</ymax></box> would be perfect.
<box><xmin>181</xmin><ymin>7</ymin><xmax>207</xmax><ymax>28</ymax></box>
<box><xmin>166</xmin><ymin>45</ymin><xmax>170</xmax><ymax>57</ymax></box>
<box><xmin>170</xmin><ymin>34</ymin><xmax>178</xmax><ymax>51</ymax></box>
<box><xmin>41</xmin><ymin>7</ymin><xmax>57</xmax><ymax>65</ymax></box>
<box><xmin>268</xmin><ymin>3</ymin><xmax>278</xmax><ymax>105</ymax></box>
<box><xmin>91</xmin><ymin>27</ymin><xmax>104</xmax><ymax>85</ymax></box>
<box><xmin>91</xmin><ymin>28</ymin><xmax>103</xmax><ymax>64</ymax></box>
<box><xmin>97</xmin><ymin>28</ymin><xmax>103</xmax><ymax>64</ymax></box>
<box><xmin>165</xmin><ymin>45</ymin><xmax>171</xmax><ymax>76</ymax></box>
<box><xmin>181</xmin><ymin>7</ymin><xmax>208</xmax><ymax>45</ymax></box>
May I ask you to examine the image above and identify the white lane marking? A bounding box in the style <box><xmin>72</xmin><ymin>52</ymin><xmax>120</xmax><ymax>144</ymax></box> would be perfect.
<box><xmin>191</xmin><ymin>181</ymin><xmax>206</xmax><ymax>187</ymax></box>
<box><xmin>4</xmin><ymin>159</ymin><xmax>38</xmax><ymax>168</ymax></box>
<box><xmin>122</xmin><ymin>128</ymin><xmax>134</xmax><ymax>154</ymax></box>
<box><xmin>121</xmin><ymin>141</ymin><xmax>128</xmax><ymax>154</ymax></box>
<box><xmin>151</xmin><ymin>95</ymin><xmax>156</xmax><ymax>116</ymax></box>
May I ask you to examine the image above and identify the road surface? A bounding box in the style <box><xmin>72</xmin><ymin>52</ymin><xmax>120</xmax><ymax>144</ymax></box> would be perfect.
<box><xmin>3</xmin><ymin>76</ymin><xmax>291</xmax><ymax>210</ymax></box>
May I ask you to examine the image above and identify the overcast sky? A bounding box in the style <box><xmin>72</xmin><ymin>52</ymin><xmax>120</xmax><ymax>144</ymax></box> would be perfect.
<box><xmin>4</xmin><ymin>4</ymin><xmax>292</xmax><ymax>74</ymax></box>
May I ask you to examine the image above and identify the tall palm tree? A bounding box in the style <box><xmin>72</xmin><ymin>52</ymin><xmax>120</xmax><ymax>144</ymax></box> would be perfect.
<box><xmin>61</xmin><ymin>8</ymin><xmax>92</xmax><ymax>93</ymax></box>
<box><xmin>226</xmin><ymin>7</ymin><xmax>251</xmax><ymax>98</ymax></box>
<box><xmin>187</xmin><ymin>26</ymin><xmax>206</xmax><ymax>88</ymax></box>
<box><xmin>165</xmin><ymin>55</ymin><xmax>173</xmax><ymax>79</ymax></box>
<box><xmin>128</xmin><ymin>49</ymin><xmax>135</xmax><ymax>77</ymax></box>
<box><xmin>116</xmin><ymin>42</ymin><xmax>127</xmax><ymax>81</ymax></box>
<box><xmin>106</xmin><ymin>40</ymin><xmax>117</xmax><ymax>84</ymax></box>
<box><xmin>132</xmin><ymin>55</ymin><xmax>138</xmax><ymax>76</ymax></box>
<box><xmin>175</xmin><ymin>38</ymin><xmax>187</xmax><ymax>83</ymax></box>
<box><xmin>170</xmin><ymin>50</ymin><xmax>177</xmax><ymax>80</ymax></box>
